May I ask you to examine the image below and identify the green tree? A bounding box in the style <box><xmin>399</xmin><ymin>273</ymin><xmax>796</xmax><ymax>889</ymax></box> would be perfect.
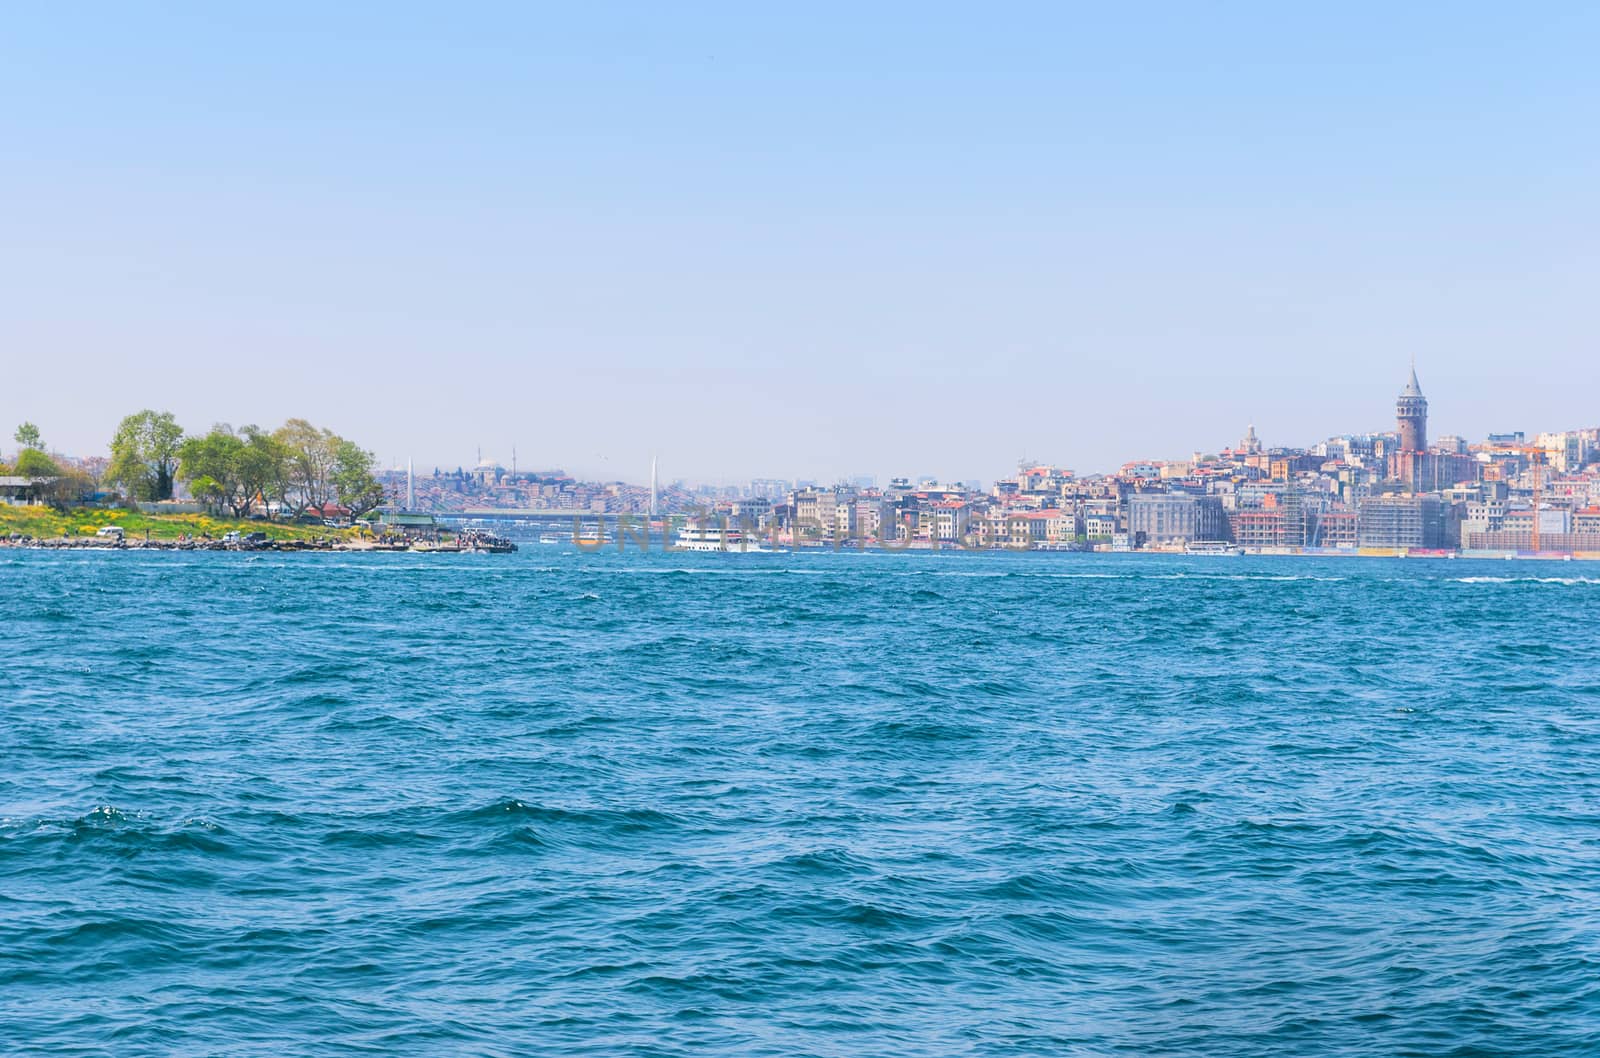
<box><xmin>236</xmin><ymin>425</ymin><xmax>290</xmax><ymax>517</ymax></box>
<box><xmin>15</xmin><ymin>448</ymin><xmax>59</xmax><ymax>477</ymax></box>
<box><xmin>13</xmin><ymin>448</ymin><xmax>61</xmax><ymax>504</ymax></box>
<box><xmin>273</xmin><ymin>418</ymin><xmax>339</xmax><ymax>515</ymax></box>
<box><xmin>179</xmin><ymin>425</ymin><xmax>246</xmax><ymax>514</ymax></box>
<box><xmin>109</xmin><ymin>410</ymin><xmax>184</xmax><ymax>501</ymax></box>
<box><xmin>14</xmin><ymin>422</ymin><xmax>43</xmax><ymax>452</ymax></box>
<box><xmin>332</xmin><ymin>439</ymin><xmax>385</xmax><ymax>519</ymax></box>
<box><xmin>177</xmin><ymin>423</ymin><xmax>295</xmax><ymax>517</ymax></box>
<box><xmin>186</xmin><ymin>474</ymin><xmax>229</xmax><ymax>511</ymax></box>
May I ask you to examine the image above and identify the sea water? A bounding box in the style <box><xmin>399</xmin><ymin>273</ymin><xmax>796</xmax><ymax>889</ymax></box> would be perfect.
<box><xmin>2</xmin><ymin>548</ymin><xmax>1597</xmax><ymax>1056</ymax></box>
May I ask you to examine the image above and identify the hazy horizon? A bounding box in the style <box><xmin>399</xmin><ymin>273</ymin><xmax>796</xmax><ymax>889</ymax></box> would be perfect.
<box><xmin>5</xmin><ymin>4</ymin><xmax>1598</xmax><ymax>483</ymax></box>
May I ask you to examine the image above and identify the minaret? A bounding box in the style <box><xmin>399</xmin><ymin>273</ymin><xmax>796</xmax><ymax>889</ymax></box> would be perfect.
<box><xmin>406</xmin><ymin>458</ymin><xmax>415</xmax><ymax>510</ymax></box>
<box><xmin>649</xmin><ymin>456</ymin><xmax>658</xmax><ymax>518</ymax></box>
<box><xmin>1396</xmin><ymin>361</ymin><xmax>1428</xmax><ymax>452</ymax></box>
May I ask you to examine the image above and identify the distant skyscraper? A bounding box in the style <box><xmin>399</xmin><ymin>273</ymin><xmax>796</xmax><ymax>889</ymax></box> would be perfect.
<box><xmin>650</xmin><ymin>456</ymin><xmax>658</xmax><ymax>518</ymax></box>
<box><xmin>406</xmin><ymin>458</ymin><xmax>414</xmax><ymax>510</ymax></box>
<box><xmin>1396</xmin><ymin>364</ymin><xmax>1428</xmax><ymax>452</ymax></box>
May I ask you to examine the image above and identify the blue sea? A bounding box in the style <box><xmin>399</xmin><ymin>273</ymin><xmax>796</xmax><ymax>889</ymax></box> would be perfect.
<box><xmin>3</xmin><ymin>547</ymin><xmax>1598</xmax><ymax>1056</ymax></box>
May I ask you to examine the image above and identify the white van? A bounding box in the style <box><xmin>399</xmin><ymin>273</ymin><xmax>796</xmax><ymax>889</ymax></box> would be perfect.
<box><xmin>95</xmin><ymin>526</ymin><xmax>125</xmax><ymax>541</ymax></box>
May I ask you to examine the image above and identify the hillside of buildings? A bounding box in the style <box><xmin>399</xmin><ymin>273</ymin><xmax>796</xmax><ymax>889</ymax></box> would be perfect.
<box><xmin>8</xmin><ymin>373</ymin><xmax>1600</xmax><ymax>555</ymax></box>
<box><xmin>373</xmin><ymin>372</ymin><xmax>1600</xmax><ymax>556</ymax></box>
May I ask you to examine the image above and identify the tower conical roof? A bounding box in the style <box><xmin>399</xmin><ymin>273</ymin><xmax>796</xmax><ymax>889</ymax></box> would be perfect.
<box><xmin>1401</xmin><ymin>363</ymin><xmax>1423</xmax><ymax>397</ymax></box>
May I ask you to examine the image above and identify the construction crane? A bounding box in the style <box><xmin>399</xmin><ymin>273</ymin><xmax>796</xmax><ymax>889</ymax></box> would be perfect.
<box><xmin>1531</xmin><ymin>452</ymin><xmax>1544</xmax><ymax>553</ymax></box>
<box><xmin>1516</xmin><ymin>446</ymin><xmax>1548</xmax><ymax>553</ymax></box>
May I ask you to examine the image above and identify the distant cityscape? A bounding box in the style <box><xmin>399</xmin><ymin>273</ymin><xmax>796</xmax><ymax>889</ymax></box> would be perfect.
<box><xmin>7</xmin><ymin>368</ymin><xmax>1598</xmax><ymax>556</ymax></box>
<box><xmin>372</xmin><ymin>366</ymin><xmax>1600</xmax><ymax>555</ymax></box>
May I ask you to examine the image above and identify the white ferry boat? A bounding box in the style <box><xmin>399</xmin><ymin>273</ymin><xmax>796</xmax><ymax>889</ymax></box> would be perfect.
<box><xmin>676</xmin><ymin>522</ymin><xmax>766</xmax><ymax>553</ymax></box>
<box><xmin>1184</xmin><ymin>540</ymin><xmax>1243</xmax><ymax>556</ymax></box>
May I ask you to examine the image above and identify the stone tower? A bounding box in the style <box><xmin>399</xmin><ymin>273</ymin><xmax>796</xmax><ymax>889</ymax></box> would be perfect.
<box><xmin>1396</xmin><ymin>364</ymin><xmax>1428</xmax><ymax>453</ymax></box>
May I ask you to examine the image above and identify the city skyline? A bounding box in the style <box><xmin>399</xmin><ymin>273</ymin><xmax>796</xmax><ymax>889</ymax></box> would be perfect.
<box><xmin>279</xmin><ymin>356</ymin><xmax>1595</xmax><ymax>560</ymax></box>
<box><xmin>14</xmin><ymin>357</ymin><xmax>1592</xmax><ymax>557</ymax></box>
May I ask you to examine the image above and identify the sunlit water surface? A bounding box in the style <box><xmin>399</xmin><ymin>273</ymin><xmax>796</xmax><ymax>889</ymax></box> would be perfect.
<box><xmin>3</xmin><ymin>548</ymin><xmax>1598</xmax><ymax>1056</ymax></box>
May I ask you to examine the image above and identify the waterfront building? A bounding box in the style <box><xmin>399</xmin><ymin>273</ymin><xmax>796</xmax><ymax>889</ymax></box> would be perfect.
<box><xmin>975</xmin><ymin>510</ymin><xmax>1025</xmax><ymax>548</ymax></box>
<box><xmin>0</xmin><ymin>475</ymin><xmax>57</xmax><ymax>505</ymax></box>
<box><xmin>1127</xmin><ymin>493</ymin><xmax>1228</xmax><ymax>547</ymax></box>
<box><xmin>920</xmin><ymin>500</ymin><xmax>970</xmax><ymax>542</ymax></box>
<box><xmin>1358</xmin><ymin>495</ymin><xmax>1445</xmax><ymax>549</ymax></box>
<box><xmin>1472</xmin><ymin>531</ymin><xmax>1600</xmax><ymax>552</ymax></box>
<box><xmin>792</xmin><ymin>490</ymin><xmax>828</xmax><ymax>534</ymax></box>
<box><xmin>376</xmin><ymin>510</ymin><xmax>439</xmax><ymax>538</ymax></box>
<box><xmin>1083</xmin><ymin>510</ymin><xmax>1118</xmax><ymax>542</ymax></box>
<box><xmin>852</xmin><ymin>497</ymin><xmax>889</xmax><ymax>540</ymax></box>
<box><xmin>1310</xmin><ymin>507</ymin><xmax>1360</xmax><ymax>548</ymax></box>
<box><xmin>1229</xmin><ymin>489</ymin><xmax>1319</xmax><ymax>549</ymax></box>
<box><xmin>1232</xmin><ymin>509</ymin><xmax>1282</xmax><ymax>550</ymax></box>
<box><xmin>976</xmin><ymin>508</ymin><xmax>1075</xmax><ymax>548</ymax></box>
<box><xmin>1501</xmin><ymin>508</ymin><xmax>1572</xmax><ymax>536</ymax></box>
<box><xmin>827</xmin><ymin>495</ymin><xmax>860</xmax><ymax>539</ymax></box>
<box><xmin>1462</xmin><ymin>501</ymin><xmax>1507</xmax><ymax>539</ymax></box>
<box><xmin>1010</xmin><ymin>509</ymin><xmax>1070</xmax><ymax>547</ymax></box>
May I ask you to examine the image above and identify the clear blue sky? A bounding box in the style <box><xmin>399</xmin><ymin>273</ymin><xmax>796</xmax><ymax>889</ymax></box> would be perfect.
<box><xmin>3</xmin><ymin>3</ymin><xmax>1597</xmax><ymax>482</ymax></box>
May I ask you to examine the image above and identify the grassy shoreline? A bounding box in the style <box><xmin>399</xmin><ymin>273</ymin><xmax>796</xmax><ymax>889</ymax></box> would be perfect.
<box><xmin>0</xmin><ymin>505</ymin><xmax>358</xmax><ymax>543</ymax></box>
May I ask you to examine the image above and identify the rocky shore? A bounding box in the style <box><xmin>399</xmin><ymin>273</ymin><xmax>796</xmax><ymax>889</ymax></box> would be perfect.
<box><xmin>2</xmin><ymin>535</ymin><xmax>365</xmax><ymax>552</ymax></box>
<box><xmin>2</xmin><ymin>532</ymin><xmax>514</xmax><ymax>554</ymax></box>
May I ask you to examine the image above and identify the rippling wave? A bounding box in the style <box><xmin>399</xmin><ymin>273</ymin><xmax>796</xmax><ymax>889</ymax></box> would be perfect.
<box><xmin>2</xmin><ymin>548</ymin><xmax>1598</xmax><ymax>1056</ymax></box>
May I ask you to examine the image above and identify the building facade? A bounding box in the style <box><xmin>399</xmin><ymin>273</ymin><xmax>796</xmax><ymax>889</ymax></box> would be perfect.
<box><xmin>1358</xmin><ymin>494</ymin><xmax>1445</xmax><ymax>549</ymax></box>
<box><xmin>1128</xmin><ymin>493</ymin><xmax>1228</xmax><ymax>546</ymax></box>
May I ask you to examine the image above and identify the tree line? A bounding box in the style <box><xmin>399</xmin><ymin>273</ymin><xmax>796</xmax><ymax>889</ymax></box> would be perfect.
<box><xmin>5</xmin><ymin>412</ymin><xmax>385</xmax><ymax>519</ymax></box>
